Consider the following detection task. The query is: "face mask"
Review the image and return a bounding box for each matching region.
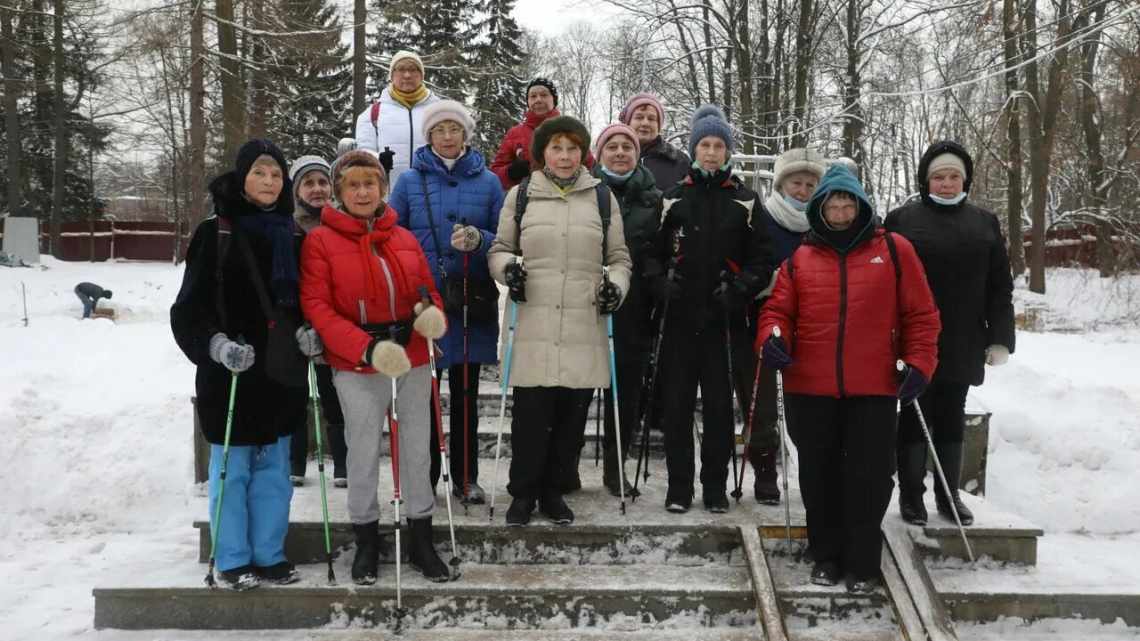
[783,193,809,211]
[601,165,634,183]
[930,191,966,206]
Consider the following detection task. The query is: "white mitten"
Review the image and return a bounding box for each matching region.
[985,344,1010,366]
[367,340,411,377]
[413,301,447,339]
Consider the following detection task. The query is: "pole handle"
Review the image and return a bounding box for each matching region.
[773,325,782,339]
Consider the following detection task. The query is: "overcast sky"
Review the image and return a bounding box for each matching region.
[513,0,626,34]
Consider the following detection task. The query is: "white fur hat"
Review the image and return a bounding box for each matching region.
[421,100,476,143]
[772,148,827,193]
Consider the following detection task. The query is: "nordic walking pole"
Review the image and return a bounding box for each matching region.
[489,279,521,522]
[461,238,472,512]
[732,360,763,502]
[724,311,741,503]
[420,288,460,571]
[633,256,677,499]
[603,272,627,516]
[594,390,602,467]
[205,371,239,588]
[898,360,974,562]
[387,377,408,623]
[773,326,792,546]
[307,359,336,584]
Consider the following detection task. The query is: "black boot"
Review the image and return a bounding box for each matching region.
[933,441,974,526]
[351,521,380,585]
[539,492,574,525]
[506,496,535,527]
[897,443,929,525]
[750,448,780,505]
[603,443,639,498]
[407,517,453,582]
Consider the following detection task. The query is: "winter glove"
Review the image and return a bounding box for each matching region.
[365,339,411,378]
[413,300,447,339]
[760,334,792,371]
[450,224,482,252]
[649,270,683,304]
[295,324,323,357]
[378,147,395,175]
[897,363,929,406]
[507,157,531,182]
[715,269,761,309]
[504,259,528,303]
[208,333,256,373]
[596,279,622,315]
[985,344,1010,366]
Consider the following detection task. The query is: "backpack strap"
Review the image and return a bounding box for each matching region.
[596,182,612,262]
[883,230,902,284]
[370,101,381,140]
[513,175,531,251]
[215,216,232,331]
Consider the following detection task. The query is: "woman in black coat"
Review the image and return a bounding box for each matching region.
[885,140,1016,527]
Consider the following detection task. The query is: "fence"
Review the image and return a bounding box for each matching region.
[0,219,190,262]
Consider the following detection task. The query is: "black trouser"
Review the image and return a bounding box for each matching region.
[658,321,740,501]
[429,363,482,489]
[290,363,348,476]
[508,386,593,501]
[898,381,969,446]
[785,394,897,580]
[602,336,650,482]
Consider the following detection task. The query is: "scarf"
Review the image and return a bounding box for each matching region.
[234,210,299,308]
[524,108,560,130]
[543,166,582,194]
[764,191,811,233]
[355,210,414,313]
[390,84,429,109]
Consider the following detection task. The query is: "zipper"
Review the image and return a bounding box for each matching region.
[378,256,398,319]
[836,251,848,397]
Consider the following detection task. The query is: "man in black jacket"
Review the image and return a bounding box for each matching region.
[75,282,112,318]
[885,140,1016,527]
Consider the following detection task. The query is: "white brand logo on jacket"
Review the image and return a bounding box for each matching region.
[870,256,885,264]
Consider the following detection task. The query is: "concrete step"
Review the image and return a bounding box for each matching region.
[93,562,759,630]
[94,631,764,641]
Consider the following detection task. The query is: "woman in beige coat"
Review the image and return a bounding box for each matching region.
[488,115,632,527]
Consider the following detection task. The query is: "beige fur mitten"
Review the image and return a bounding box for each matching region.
[367,340,411,377]
[413,302,447,339]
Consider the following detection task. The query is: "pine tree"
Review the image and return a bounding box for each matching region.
[367,0,471,102]
[468,0,526,154]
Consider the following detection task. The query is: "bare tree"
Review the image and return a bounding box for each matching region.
[2,2,21,216]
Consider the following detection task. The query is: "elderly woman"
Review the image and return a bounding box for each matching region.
[618,93,690,190]
[886,141,1015,528]
[756,164,941,593]
[171,139,308,590]
[389,100,505,504]
[588,123,662,497]
[300,150,452,585]
[488,115,632,527]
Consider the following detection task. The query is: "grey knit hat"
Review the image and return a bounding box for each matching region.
[289,155,331,186]
[688,105,734,158]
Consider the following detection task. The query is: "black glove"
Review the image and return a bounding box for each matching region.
[897,364,929,406]
[504,259,527,303]
[597,279,622,315]
[761,334,792,370]
[650,270,683,304]
[715,269,759,309]
[378,147,395,175]
[507,157,531,181]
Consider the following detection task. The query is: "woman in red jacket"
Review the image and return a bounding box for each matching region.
[755,164,940,594]
[299,150,453,585]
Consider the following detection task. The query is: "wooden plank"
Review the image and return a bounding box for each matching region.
[880,539,928,641]
[739,525,787,641]
[882,520,959,641]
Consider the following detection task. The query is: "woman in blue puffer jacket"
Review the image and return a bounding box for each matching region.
[390,100,505,504]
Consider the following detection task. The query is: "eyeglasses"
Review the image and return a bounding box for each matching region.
[432,126,464,138]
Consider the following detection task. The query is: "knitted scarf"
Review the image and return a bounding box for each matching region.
[764,191,811,233]
[390,84,429,109]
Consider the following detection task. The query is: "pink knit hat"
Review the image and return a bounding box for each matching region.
[594,123,641,158]
[619,93,666,128]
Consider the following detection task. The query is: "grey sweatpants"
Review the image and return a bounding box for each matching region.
[334,365,434,522]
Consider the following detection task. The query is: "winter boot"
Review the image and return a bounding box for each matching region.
[216,564,261,591]
[933,441,974,526]
[603,443,640,498]
[453,480,487,504]
[351,521,381,585]
[289,461,306,487]
[810,560,841,587]
[506,497,535,527]
[539,492,575,525]
[255,561,300,585]
[407,517,453,582]
[750,448,781,505]
[665,487,692,514]
[897,443,929,525]
[846,574,880,595]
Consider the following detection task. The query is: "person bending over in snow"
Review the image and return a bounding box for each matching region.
[75,282,112,319]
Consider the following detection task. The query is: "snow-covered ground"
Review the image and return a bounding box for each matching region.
[1,258,1139,640]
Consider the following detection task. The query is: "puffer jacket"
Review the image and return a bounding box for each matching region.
[390,145,504,368]
[300,204,443,372]
[353,86,441,186]
[756,165,940,398]
[487,170,633,389]
[885,140,1015,386]
[640,136,690,192]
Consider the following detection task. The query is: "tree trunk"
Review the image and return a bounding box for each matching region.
[1,5,21,217]
[735,0,756,154]
[246,0,267,138]
[1002,0,1026,277]
[216,0,244,165]
[50,0,65,257]
[702,0,716,105]
[1075,2,1112,276]
[792,0,813,147]
[668,0,702,106]
[353,0,366,118]
[188,0,206,237]
[840,0,864,174]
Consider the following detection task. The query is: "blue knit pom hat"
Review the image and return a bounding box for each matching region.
[688,104,734,158]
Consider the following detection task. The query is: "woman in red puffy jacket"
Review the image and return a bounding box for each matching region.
[755,164,940,594]
[299,150,454,586]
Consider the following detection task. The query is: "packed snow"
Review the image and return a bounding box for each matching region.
[1,258,1139,639]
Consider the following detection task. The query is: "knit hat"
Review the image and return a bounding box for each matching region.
[772,147,827,193]
[530,115,591,167]
[526,77,558,106]
[235,138,289,188]
[594,123,641,158]
[331,149,387,200]
[289,155,331,186]
[927,152,967,178]
[688,105,734,158]
[420,100,476,143]
[389,50,424,79]
[619,92,666,128]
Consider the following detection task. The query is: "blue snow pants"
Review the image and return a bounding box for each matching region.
[208,435,293,572]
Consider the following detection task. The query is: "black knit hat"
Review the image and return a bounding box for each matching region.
[530,115,591,167]
[235,138,290,188]
[526,77,558,106]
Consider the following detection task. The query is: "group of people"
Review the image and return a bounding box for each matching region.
[171,49,1015,597]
